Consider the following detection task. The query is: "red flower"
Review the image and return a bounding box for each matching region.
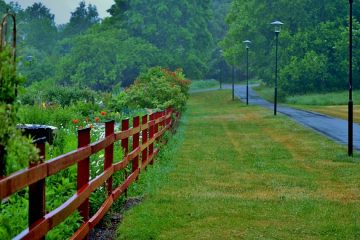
[95,117,100,122]
[72,119,79,125]
[100,111,107,116]
[89,124,93,129]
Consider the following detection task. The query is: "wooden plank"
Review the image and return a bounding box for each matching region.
[70,222,90,240]
[91,135,115,154]
[114,128,132,141]
[113,156,129,172]
[130,126,141,136]
[112,168,140,201]
[47,146,92,176]
[0,163,47,200]
[127,146,141,162]
[89,196,113,228]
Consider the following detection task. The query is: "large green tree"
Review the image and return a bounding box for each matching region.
[108,0,214,79]
[62,1,100,38]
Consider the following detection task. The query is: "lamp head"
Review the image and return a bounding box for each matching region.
[271,20,284,33]
[243,40,251,49]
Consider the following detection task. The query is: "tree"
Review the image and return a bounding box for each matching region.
[222,0,360,95]
[62,1,100,38]
[20,3,57,52]
[55,27,160,91]
[108,0,215,79]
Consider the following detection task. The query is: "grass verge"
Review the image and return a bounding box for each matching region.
[190,79,219,91]
[253,85,360,122]
[117,90,360,239]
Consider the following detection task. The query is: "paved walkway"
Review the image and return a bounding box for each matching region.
[225,84,360,150]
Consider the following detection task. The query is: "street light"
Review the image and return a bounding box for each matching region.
[348,0,354,156]
[243,40,251,105]
[220,50,224,89]
[232,50,236,101]
[271,20,284,116]
[26,55,33,67]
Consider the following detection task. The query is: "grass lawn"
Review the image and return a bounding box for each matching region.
[254,85,360,123]
[290,105,360,124]
[117,91,360,239]
[190,79,219,91]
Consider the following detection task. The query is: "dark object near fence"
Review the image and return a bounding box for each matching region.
[17,124,57,145]
[0,108,179,240]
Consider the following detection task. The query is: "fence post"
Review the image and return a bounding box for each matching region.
[105,121,114,195]
[121,119,129,197]
[155,112,159,140]
[28,137,46,240]
[141,115,148,168]
[132,116,140,175]
[77,127,91,237]
[149,113,155,165]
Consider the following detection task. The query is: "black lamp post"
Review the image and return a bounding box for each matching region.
[348,0,354,156]
[243,40,251,105]
[26,55,33,67]
[271,20,284,116]
[220,50,223,89]
[232,52,235,101]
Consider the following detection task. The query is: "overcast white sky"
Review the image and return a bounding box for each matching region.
[5,0,114,24]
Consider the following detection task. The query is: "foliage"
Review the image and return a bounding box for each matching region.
[0,47,38,175]
[61,1,100,38]
[108,0,214,79]
[222,0,360,95]
[115,67,191,111]
[55,27,160,90]
[19,82,97,107]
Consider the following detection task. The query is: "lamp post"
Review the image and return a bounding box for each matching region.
[26,55,33,67]
[232,52,235,101]
[271,21,284,116]
[348,0,354,156]
[243,40,251,105]
[220,50,223,89]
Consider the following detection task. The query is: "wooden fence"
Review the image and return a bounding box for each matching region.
[0,108,180,240]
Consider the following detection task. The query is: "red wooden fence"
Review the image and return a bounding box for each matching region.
[0,108,180,240]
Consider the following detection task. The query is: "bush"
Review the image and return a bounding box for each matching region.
[19,83,97,107]
[279,51,329,95]
[115,67,191,111]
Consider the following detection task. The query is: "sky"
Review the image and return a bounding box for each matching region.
[5,0,114,24]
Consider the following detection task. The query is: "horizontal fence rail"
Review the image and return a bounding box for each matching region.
[0,108,180,240]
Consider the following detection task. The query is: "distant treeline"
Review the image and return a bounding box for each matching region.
[0,0,232,91]
[222,0,360,95]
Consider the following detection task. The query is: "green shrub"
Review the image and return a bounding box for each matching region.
[116,67,191,111]
[19,84,97,107]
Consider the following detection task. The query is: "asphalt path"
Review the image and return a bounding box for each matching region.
[222,84,360,150]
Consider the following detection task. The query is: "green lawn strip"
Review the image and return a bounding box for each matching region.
[118,91,360,240]
[254,85,360,106]
[190,79,219,90]
[287,104,360,124]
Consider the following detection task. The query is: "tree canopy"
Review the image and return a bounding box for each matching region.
[222,0,360,95]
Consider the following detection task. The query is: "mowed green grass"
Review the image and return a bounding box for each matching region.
[190,79,219,90]
[117,90,360,239]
